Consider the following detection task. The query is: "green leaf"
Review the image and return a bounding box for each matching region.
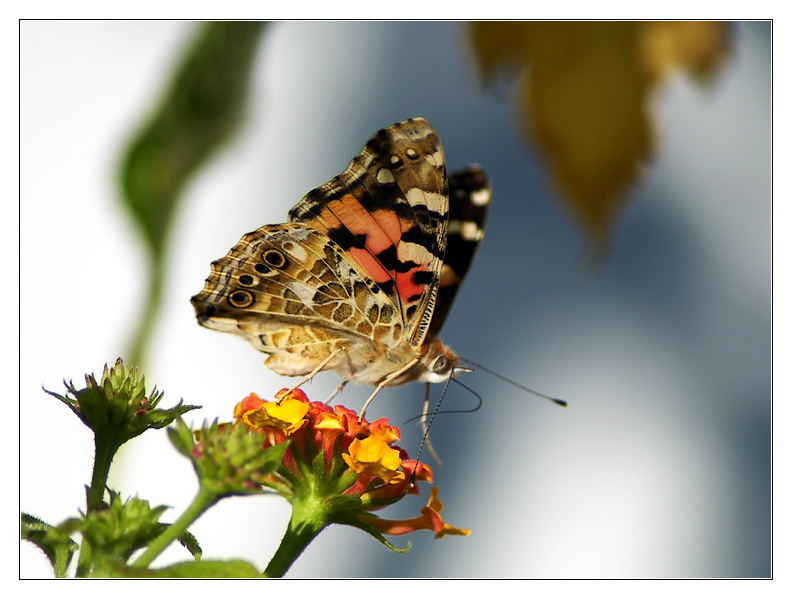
[21,513,79,578]
[311,451,328,491]
[326,468,360,497]
[325,493,363,513]
[105,558,263,578]
[127,399,200,439]
[119,21,267,366]
[167,416,197,457]
[177,530,202,560]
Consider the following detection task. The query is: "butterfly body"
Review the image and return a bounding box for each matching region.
[191,118,489,394]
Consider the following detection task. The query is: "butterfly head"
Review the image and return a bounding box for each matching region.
[414,337,473,384]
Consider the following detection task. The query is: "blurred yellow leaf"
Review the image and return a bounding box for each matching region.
[470,21,730,251]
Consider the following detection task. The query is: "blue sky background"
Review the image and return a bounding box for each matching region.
[20,21,771,578]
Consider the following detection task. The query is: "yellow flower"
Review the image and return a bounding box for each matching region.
[313,411,345,431]
[342,437,405,485]
[242,397,309,436]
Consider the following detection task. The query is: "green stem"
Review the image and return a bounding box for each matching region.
[263,495,330,578]
[133,485,219,569]
[76,433,120,576]
[86,433,118,511]
[127,256,163,368]
[75,543,93,578]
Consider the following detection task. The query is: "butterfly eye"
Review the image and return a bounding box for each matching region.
[432,355,451,376]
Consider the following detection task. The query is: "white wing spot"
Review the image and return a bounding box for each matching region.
[470,189,490,206]
[288,225,313,241]
[397,240,434,264]
[282,241,308,262]
[449,220,483,241]
[287,281,317,306]
[405,188,445,212]
[462,221,483,241]
[405,148,418,158]
[376,168,395,184]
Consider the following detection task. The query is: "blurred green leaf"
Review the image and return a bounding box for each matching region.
[119,21,267,365]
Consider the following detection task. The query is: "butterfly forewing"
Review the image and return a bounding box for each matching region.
[288,117,448,348]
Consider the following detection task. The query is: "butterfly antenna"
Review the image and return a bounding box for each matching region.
[449,377,485,412]
[459,356,568,407]
[403,379,483,425]
[411,376,453,484]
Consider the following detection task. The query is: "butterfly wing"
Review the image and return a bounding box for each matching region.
[288,117,449,349]
[427,165,491,337]
[191,119,485,387]
[190,223,402,377]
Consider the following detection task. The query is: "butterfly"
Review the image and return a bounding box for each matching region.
[191,118,490,414]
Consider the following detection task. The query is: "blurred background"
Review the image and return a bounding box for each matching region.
[20,21,770,578]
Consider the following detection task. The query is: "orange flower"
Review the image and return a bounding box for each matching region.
[355,488,470,539]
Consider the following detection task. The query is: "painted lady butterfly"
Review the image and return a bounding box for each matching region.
[191,118,490,412]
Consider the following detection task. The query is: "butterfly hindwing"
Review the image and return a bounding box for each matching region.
[191,222,404,376]
[427,165,491,337]
[288,117,448,349]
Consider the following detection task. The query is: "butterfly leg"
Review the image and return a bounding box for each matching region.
[420,382,443,466]
[358,356,421,421]
[285,346,345,396]
[324,380,348,404]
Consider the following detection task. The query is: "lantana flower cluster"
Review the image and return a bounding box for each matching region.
[233,389,469,551]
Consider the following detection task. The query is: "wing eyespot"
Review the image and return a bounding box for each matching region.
[263,249,287,268]
[228,290,255,308]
